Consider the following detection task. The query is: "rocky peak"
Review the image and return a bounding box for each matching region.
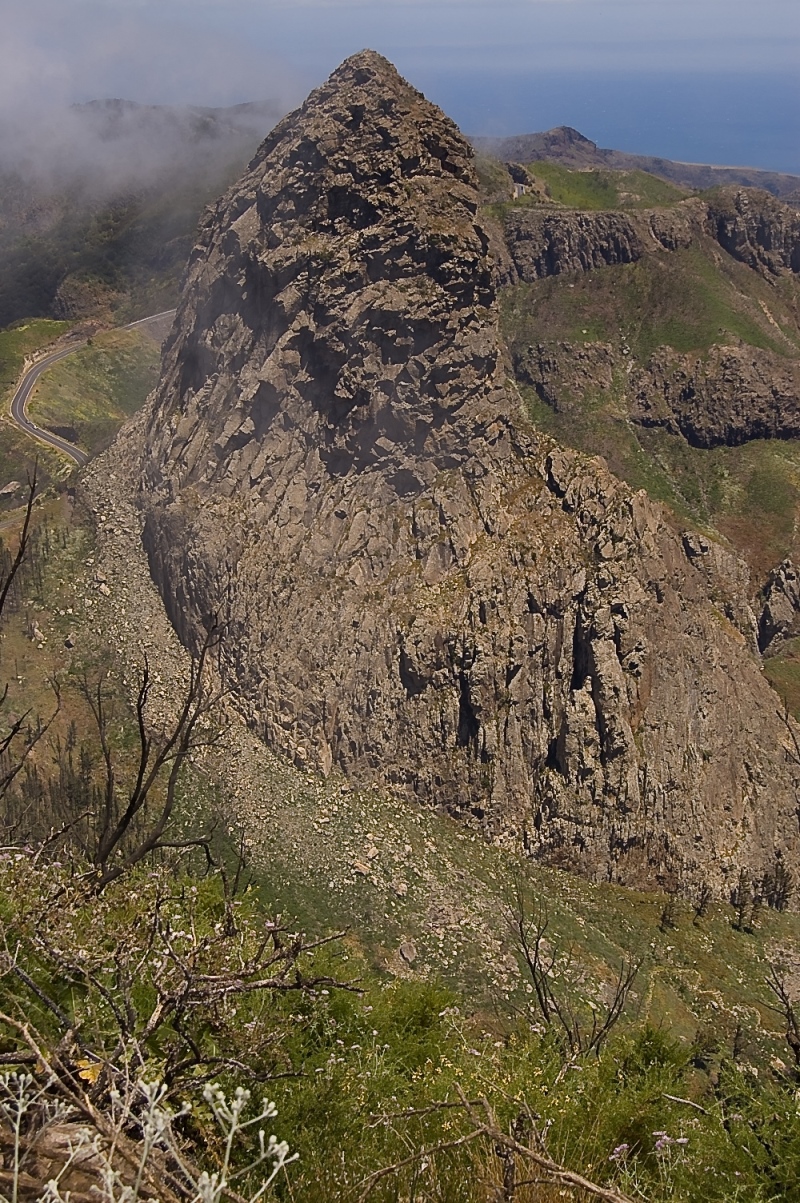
[704,186,800,276]
[154,48,505,499]
[136,53,800,901]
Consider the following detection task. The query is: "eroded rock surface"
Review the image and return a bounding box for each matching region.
[518,340,800,450]
[499,189,800,286]
[705,188,800,277]
[502,204,697,284]
[134,51,800,898]
[631,345,800,447]
[759,560,800,654]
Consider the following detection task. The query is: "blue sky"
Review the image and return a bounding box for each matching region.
[2,0,799,170]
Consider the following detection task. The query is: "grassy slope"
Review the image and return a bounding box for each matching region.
[0,319,162,520]
[4,498,797,1078]
[0,247,786,1059]
[1,315,799,1197]
[0,319,76,501]
[0,319,72,401]
[26,326,162,456]
[502,193,798,601]
[497,177,800,710]
[502,242,800,362]
[1,502,798,1203]
[527,162,689,210]
[502,242,800,578]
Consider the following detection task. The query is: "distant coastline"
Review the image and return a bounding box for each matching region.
[420,68,800,177]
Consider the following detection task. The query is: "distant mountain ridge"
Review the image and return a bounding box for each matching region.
[69,98,281,156]
[473,126,800,202]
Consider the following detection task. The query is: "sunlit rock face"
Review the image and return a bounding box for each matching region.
[136,50,800,899]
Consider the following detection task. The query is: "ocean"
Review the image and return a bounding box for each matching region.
[414,69,800,176]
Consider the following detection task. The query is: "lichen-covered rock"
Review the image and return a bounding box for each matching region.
[135,51,800,899]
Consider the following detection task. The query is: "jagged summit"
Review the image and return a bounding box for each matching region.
[152,45,505,494]
[252,48,476,191]
[134,53,800,899]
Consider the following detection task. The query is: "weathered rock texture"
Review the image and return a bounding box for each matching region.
[512,341,619,412]
[759,560,800,654]
[501,205,697,285]
[135,51,800,898]
[704,188,800,276]
[630,345,800,448]
[499,189,800,286]
[516,340,800,450]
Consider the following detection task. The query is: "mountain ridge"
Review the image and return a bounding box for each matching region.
[474,125,800,202]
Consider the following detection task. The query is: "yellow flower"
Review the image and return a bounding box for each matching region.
[76,1058,102,1083]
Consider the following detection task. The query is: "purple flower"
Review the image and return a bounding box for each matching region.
[609,1143,630,1162]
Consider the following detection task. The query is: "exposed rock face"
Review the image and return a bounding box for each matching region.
[630,345,800,447]
[136,51,800,899]
[512,341,619,412]
[704,189,800,276]
[759,560,800,654]
[498,190,800,286]
[512,339,800,452]
[502,205,697,284]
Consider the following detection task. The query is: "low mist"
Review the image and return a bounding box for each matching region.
[0,97,286,208]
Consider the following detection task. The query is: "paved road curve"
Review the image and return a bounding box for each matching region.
[8,309,176,467]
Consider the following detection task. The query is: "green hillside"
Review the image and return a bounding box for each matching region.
[493,165,800,728]
[26,325,162,456]
[2,495,800,1201]
[528,163,689,211]
[2,147,800,1203]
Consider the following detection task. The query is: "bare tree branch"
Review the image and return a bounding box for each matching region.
[506,880,639,1058]
[766,963,800,1069]
[361,1084,637,1203]
[0,465,37,620]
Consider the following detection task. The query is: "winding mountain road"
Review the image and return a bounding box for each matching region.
[8,309,176,467]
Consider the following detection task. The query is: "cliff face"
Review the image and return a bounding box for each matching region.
[499,191,800,287]
[704,188,800,276]
[136,51,800,898]
[501,205,697,285]
[516,341,800,450]
[631,345,800,448]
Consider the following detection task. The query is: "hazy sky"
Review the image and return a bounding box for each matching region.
[2,0,798,170]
